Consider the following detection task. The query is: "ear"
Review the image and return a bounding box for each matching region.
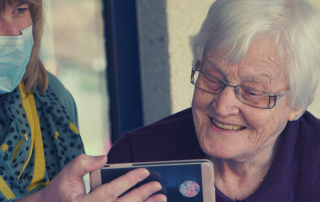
[288,107,306,121]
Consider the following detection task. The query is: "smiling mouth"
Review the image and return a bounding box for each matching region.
[211,118,246,131]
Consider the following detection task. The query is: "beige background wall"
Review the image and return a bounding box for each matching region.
[167,0,215,114]
[137,0,214,125]
[306,0,320,118]
[137,0,320,125]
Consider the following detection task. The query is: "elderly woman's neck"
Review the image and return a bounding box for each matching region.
[213,131,282,175]
[210,133,283,200]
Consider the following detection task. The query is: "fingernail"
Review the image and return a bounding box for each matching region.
[158,199,167,202]
[93,155,106,163]
[138,170,150,181]
[152,184,162,194]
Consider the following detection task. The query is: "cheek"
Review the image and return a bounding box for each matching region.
[191,89,213,110]
[27,12,32,27]
[192,89,213,134]
[19,11,32,30]
[244,108,287,143]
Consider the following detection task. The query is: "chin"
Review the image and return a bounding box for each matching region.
[198,132,249,161]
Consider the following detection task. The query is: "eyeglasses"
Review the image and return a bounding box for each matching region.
[190,62,288,109]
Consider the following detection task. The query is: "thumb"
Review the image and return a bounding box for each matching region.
[64,154,107,178]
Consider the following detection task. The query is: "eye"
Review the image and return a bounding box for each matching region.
[204,75,220,85]
[248,91,259,96]
[16,8,27,13]
[243,88,264,97]
[208,78,218,83]
[13,3,30,15]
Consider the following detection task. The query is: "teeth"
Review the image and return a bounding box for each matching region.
[211,119,245,131]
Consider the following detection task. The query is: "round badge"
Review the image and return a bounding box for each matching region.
[179,181,201,197]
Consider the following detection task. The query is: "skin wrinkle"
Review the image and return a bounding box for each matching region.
[191,38,304,200]
[215,127,283,195]
[204,55,274,93]
[245,116,280,161]
[231,114,279,164]
[211,38,289,93]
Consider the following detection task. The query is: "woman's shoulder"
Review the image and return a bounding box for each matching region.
[46,71,79,128]
[107,108,203,163]
[127,108,194,136]
[293,111,320,165]
[294,111,320,155]
[291,111,320,200]
[46,71,70,98]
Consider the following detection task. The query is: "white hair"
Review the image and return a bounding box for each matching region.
[190,0,320,111]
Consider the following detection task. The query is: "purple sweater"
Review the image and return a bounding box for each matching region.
[107,108,320,202]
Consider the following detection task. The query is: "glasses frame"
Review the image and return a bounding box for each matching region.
[190,62,288,109]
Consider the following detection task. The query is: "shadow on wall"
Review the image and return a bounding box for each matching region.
[137,0,172,125]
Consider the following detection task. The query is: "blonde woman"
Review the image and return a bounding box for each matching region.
[0,0,166,202]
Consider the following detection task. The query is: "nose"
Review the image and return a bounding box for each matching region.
[0,17,21,36]
[213,85,240,117]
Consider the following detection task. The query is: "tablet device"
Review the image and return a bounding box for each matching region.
[90,159,215,202]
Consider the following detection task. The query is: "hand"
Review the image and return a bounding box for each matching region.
[37,154,167,202]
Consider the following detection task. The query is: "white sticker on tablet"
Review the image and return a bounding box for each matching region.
[179,181,200,197]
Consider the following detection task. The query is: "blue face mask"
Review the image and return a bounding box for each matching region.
[0,24,34,94]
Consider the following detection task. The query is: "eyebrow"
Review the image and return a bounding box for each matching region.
[14,2,28,8]
[206,58,273,85]
[204,59,225,76]
[241,74,272,84]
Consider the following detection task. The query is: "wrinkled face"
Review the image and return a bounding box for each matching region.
[0,2,32,36]
[192,39,302,161]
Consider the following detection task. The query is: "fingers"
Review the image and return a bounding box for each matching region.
[85,168,154,202]
[143,194,167,202]
[64,154,107,178]
[116,181,167,202]
[98,168,150,201]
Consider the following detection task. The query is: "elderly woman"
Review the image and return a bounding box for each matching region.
[0,0,166,202]
[107,0,320,201]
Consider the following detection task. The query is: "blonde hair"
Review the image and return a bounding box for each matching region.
[1,0,48,94]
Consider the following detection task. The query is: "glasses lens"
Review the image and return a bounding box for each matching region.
[237,86,271,108]
[191,70,276,109]
[194,71,225,94]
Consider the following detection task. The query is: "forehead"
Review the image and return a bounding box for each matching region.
[204,39,289,85]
